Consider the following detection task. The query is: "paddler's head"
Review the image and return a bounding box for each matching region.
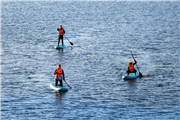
[128,62,133,66]
[60,25,62,29]
[57,64,61,69]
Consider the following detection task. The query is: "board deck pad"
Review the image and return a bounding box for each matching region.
[50,83,68,92]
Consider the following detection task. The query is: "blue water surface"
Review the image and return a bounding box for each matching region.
[1,1,180,119]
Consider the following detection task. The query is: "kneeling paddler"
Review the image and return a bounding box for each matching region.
[54,64,65,86]
[126,60,137,75]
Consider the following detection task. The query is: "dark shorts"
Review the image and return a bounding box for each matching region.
[59,35,63,39]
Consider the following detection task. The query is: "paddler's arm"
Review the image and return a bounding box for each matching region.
[54,70,57,75]
[63,29,65,34]
[133,60,137,66]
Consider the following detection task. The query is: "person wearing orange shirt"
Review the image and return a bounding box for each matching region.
[57,25,65,46]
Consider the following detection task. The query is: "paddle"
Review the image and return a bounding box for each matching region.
[64,35,74,46]
[130,51,143,77]
[63,79,72,89]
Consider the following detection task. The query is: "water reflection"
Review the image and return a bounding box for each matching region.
[128,79,135,84]
[127,79,138,93]
[54,92,65,106]
[54,92,66,116]
[57,49,64,53]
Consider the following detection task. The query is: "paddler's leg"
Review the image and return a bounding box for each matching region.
[133,69,137,75]
[60,35,64,46]
[58,35,60,46]
[59,80,63,86]
[55,78,58,86]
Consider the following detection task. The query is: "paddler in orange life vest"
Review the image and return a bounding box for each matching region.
[57,25,65,46]
[126,60,137,75]
[54,64,65,86]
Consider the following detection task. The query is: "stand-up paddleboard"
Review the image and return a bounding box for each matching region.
[122,72,139,80]
[54,44,66,49]
[50,83,68,92]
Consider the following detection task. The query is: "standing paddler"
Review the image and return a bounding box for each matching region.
[57,25,65,46]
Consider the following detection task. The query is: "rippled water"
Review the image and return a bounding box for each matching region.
[1,1,180,119]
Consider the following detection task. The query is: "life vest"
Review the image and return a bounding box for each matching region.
[59,29,64,35]
[56,68,63,77]
[128,66,134,72]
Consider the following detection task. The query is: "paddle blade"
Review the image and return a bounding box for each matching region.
[70,42,74,45]
[139,72,143,77]
[67,85,72,89]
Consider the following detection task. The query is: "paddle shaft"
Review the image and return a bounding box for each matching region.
[63,79,72,89]
[64,35,70,42]
[130,51,142,76]
[64,35,73,45]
